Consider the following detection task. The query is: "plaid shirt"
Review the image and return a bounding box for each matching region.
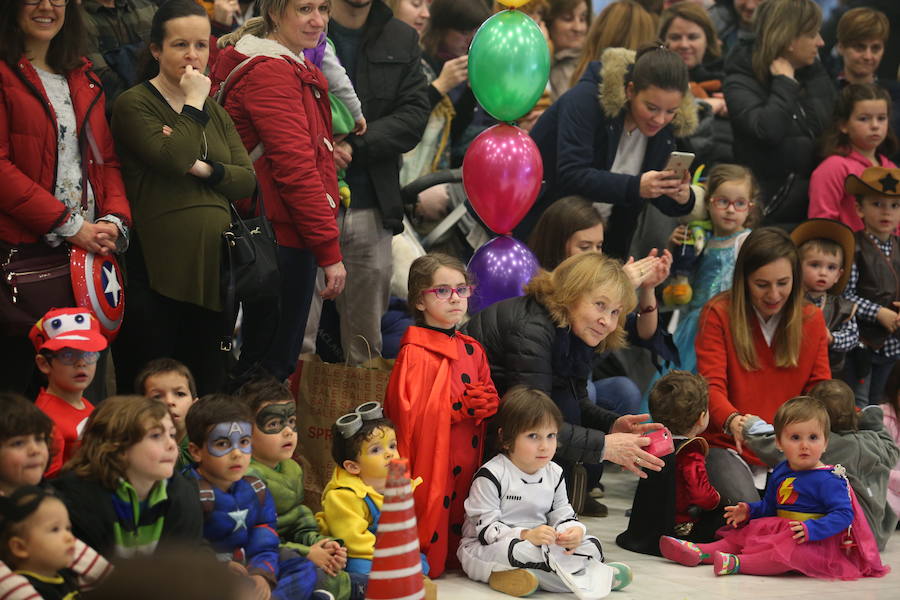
[842,232,900,358]
[82,0,156,107]
[806,293,859,353]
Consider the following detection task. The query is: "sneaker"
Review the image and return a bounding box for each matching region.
[712,551,740,576]
[607,562,632,591]
[311,592,335,600]
[659,536,703,567]
[579,496,608,518]
[589,484,605,498]
[488,569,539,597]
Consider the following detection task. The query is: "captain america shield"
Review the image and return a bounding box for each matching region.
[70,247,125,340]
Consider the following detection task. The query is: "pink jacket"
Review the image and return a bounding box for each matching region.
[808,150,897,231]
[883,402,900,519]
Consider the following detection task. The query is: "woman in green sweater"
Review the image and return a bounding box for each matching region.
[111,0,255,394]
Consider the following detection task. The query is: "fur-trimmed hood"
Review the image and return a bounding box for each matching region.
[596,47,698,138]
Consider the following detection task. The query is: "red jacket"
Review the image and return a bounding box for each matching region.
[210,36,341,266]
[696,295,832,465]
[0,57,130,244]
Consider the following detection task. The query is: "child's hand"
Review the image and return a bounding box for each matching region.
[788,520,807,544]
[308,539,340,576]
[521,525,556,547]
[249,575,272,600]
[555,526,584,554]
[670,224,689,246]
[161,125,172,136]
[876,306,899,333]
[724,502,749,528]
[227,561,248,576]
[353,117,367,136]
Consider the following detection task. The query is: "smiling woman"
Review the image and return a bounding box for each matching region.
[695,227,831,505]
[465,252,668,486]
[0,0,131,394]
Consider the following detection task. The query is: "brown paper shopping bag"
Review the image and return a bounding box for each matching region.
[289,353,394,512]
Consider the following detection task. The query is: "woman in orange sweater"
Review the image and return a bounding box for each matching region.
[695,227,831,504]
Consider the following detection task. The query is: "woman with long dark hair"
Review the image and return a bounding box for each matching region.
[111,0,255,394]
[0,0,130,393]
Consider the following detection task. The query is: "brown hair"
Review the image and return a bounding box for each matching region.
[0,0,86,73]
[773,395,831,442]
[238,377,293,415]
[751,0,822,84]
[570,0,658,86]
[407,253,471,324]
[330,418,396,466]
[725,227,805,371]
[135,358,198,398]
[185,394,253,448]
[819,83,898,159]
[421,0,491,58]
[648,370,709,436]
[65,396,170,490]
[545,0,593,38]
[837,7,889,47]
[496,386,563,454]
[882,361,900,411]
[705,163,762,228]
[809,379,857,432]
[82,547,244,600]
[797,238,844,263]
[528,196,604,270]
[525,252,636,352]
[658,1,722,61]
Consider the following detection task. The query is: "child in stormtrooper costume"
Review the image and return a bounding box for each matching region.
[457,388,631,598]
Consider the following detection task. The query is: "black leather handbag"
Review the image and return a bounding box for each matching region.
[220,189,280,350]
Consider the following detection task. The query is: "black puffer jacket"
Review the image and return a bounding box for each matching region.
[724,37,835,225]
[463,295,619,464]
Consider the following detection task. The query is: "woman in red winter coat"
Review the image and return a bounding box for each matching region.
[0,0,130,392]
[211,0,346,383]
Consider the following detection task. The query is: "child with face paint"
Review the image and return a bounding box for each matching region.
[185,394,332,600]
[51,396,203,560]
[241,379,358,600]
[315,403,436,600]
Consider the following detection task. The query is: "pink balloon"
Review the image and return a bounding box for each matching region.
[462,124,543,235]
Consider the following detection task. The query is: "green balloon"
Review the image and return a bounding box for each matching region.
[468,10,551,123]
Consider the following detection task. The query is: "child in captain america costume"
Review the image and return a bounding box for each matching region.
[185,394,322,600]
[660,396,889,580]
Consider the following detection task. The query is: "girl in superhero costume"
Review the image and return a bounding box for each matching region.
[384,253,500,577]
[659,395,890,580]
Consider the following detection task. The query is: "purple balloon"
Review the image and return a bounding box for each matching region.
[467,236,540,314]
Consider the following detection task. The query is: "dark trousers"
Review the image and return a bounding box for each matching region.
[236,245,317,382]
[114,281,227,396]
[843,347,895,407]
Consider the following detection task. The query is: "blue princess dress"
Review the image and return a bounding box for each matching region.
[672,229,751,374]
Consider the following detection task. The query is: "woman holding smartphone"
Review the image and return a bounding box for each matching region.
[523,44,698,259]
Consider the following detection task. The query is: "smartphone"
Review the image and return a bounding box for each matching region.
[662,151,695,181]
[643,427,675,458]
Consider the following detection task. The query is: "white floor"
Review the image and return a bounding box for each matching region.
[433,469,900,600]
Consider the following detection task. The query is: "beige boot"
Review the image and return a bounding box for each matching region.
[488,569,539,597]
[423,576,437,600]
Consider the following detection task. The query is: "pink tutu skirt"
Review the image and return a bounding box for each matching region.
[715,517,889,581]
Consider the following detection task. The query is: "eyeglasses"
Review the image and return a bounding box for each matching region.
[49,349,100,366]
[710,197,754,212]
[23,0,69,6]
[423,285,476,300]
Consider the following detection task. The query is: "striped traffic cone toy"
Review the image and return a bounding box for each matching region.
[366,458,430,600]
